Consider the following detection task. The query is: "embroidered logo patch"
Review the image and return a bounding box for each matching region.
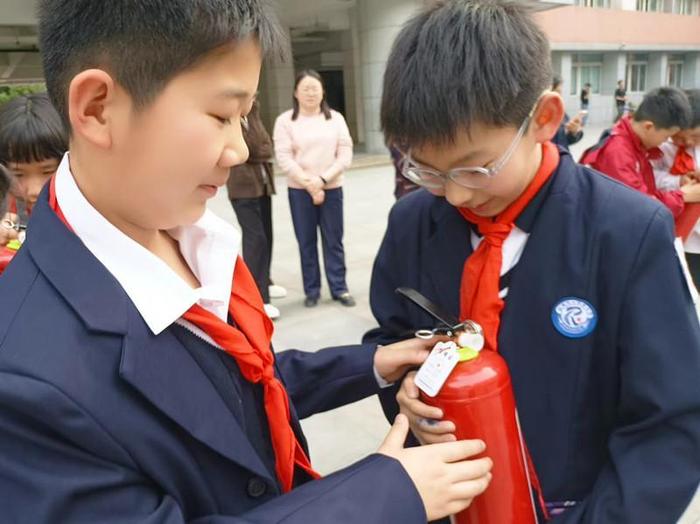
[551,298,597,338]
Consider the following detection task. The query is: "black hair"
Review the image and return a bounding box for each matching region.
[685,89,700,129]
[38,0,288,129]
[292,70,332,121]
[0,164,11,217]
[0,92,67,166]
[634,87,691,129]
[381,0,551,148]
[552,75,563,91]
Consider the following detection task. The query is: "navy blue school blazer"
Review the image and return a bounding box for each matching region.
[0,190,425,523]
[364,150,700,523]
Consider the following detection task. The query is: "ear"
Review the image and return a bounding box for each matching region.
[67,69,117,149]
[641,121,656,133]
[530,91,565,143]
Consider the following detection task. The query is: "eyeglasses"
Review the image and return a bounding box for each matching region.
[401,108,536,190]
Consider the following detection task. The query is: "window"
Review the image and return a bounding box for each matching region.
[575,0,611,7]
[671,0,698,15]
[570,54,603,95]
[636,0,664,11]
[668,55,684,87]
[626,55,648,93]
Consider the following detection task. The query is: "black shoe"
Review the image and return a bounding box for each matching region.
[333,292,356,307]
[304,296,319,308]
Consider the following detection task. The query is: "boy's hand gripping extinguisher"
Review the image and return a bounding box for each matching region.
[397,288,544,524]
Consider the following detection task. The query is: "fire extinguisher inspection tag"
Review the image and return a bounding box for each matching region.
[414,341,460,397]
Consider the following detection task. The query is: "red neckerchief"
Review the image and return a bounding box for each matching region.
[670,145,696,175]
[458,142,560,352]
[48,177,319,492]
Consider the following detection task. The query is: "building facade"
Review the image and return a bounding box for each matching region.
[542,0,700,124]
[1,0,699,152]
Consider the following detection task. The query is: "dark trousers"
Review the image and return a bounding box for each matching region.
[615,105,625,122]
[288,187,348,299]
[231,196,272,303]
[686,252,700,289]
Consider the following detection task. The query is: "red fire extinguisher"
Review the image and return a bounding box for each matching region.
[396,288,542,524]
[421,330,538,524]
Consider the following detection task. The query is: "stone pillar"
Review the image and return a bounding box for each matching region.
[559,52,576,114]
[357,0,422,153]
[647,52,668,90]
[602,52,627,123]
[682,52,700,89]
[258,29,296,135]
[341,7,365,146]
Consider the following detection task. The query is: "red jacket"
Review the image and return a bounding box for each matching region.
[581,117,684,218]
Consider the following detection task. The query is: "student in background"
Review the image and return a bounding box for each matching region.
[0,92,67,226]
[653,89,700,284]
[551,75,583,152]
[582,87,700,219]
[0,165,17,246]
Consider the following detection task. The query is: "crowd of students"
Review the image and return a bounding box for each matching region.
[0,1,699,523]
[581,86,700,285]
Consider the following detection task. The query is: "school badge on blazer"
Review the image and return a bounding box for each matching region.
[551,297,597,338]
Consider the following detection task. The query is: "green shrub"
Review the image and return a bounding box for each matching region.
[0,84,47,106]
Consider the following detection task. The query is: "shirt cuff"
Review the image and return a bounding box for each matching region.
[373,365,393,389]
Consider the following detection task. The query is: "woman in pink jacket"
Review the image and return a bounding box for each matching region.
[274,70,355,308]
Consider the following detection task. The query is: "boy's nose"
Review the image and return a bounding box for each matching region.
[444,180,476,209]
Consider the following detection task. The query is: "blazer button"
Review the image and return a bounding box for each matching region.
[247,477,267,498]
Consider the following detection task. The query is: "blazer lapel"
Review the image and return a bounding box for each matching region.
[28,188,274,484]
[423,198,473,319]
[119,308,274,484]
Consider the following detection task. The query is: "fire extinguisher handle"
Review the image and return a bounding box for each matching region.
[395,287,460,329]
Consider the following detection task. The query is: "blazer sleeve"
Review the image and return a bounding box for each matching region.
[274,343,381,420]
[363,205,420,348]
[554,209,700,523]
[0,371,426,524]
[362,206,424,424]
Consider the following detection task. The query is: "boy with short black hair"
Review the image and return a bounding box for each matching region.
[583,86,700,218]
[0,1,493,522]
[653,89,700,283]
[366,1,700,521]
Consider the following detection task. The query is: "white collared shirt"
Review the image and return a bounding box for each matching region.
[652,141,700,253]
[54,154,240,346]
[471,227,529,299]
[55,154,390,387]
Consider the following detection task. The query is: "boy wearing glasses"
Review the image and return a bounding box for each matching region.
[365,1,700,522]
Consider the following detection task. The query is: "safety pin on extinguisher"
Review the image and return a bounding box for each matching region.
[395,287,483,345]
